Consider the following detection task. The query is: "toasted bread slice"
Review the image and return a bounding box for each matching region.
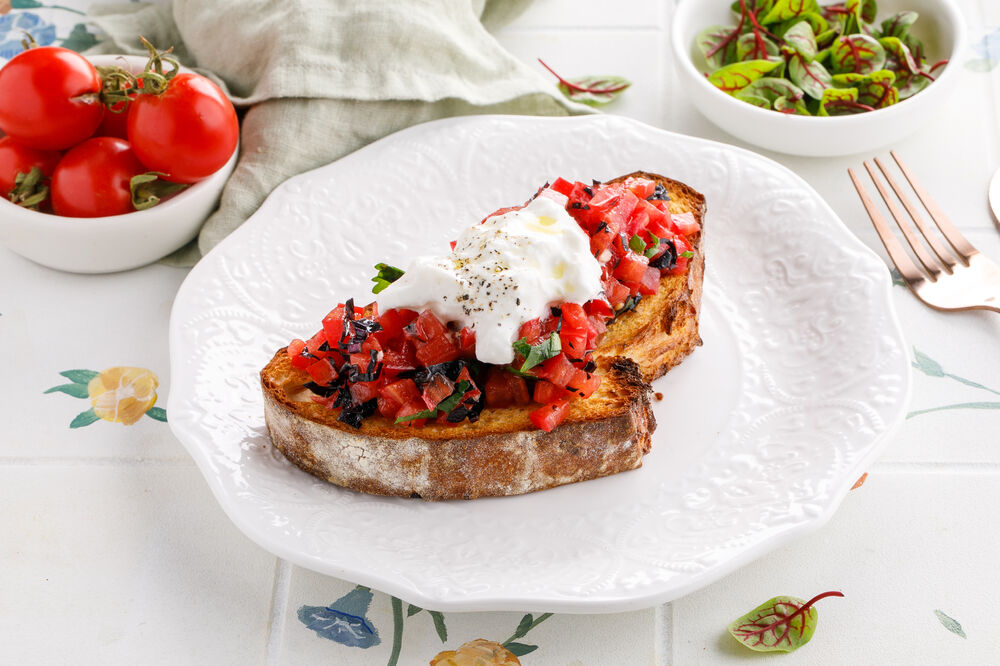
[260,171,705,500]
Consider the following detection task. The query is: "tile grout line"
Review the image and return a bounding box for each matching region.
[655,602,674,666]
[0,456,195,466]
[869,461,1000,474]
[496,25,665,34]
[264,558,293,666]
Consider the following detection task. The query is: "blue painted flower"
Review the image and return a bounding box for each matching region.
[0,11,57,61]
[967,28,1000,72]
[298,586,381,648]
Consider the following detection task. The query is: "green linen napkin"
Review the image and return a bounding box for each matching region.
[86,0,593,266]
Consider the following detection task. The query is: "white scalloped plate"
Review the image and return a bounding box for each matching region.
[168,115,910,613]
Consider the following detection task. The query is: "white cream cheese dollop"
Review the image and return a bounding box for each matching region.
[377,193,603,364]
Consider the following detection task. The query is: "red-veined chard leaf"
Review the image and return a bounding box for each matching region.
[730,0,775,16]
[879,36,919,74]
[903,33,926,64]
[818,86,867,115]
[728,591,844,652]
[783,20,818,60]
[557,75,631,106]
[707,59,781,94]
[846,0,878,25]
[735,93,772,109]
[788,53,832,99]
[776,11,828,38]
[774,94,810,115]
[737,32,782,62]
[879,11,918,39]
[830,34,886,74]
[895,70,931,99]
[760,0,821,26]
[816,28,838,49]
[698,25,741,69]
[742,76,805,103]
[855,69,898,108]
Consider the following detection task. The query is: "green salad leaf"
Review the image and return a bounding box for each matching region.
[371,263,405,294]
[697,0,944,115]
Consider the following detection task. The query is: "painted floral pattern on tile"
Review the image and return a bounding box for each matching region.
[909,349,1000,418]
[0,1,98,63]
[45,367,167,427]
[967,28,1000,72]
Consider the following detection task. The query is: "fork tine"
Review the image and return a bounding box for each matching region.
[873,157,957,274]
[863,160,946,278]
[848,167,929,288]
[891,150,979,263]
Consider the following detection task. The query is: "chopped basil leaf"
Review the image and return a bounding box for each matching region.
[643,235,661,258]
[679,250,694,258]
[628,234,646,254]
[395,380,470,423]
[371,262,405,294]
[512,332,561,372]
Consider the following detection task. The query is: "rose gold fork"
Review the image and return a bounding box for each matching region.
[848,151,1000,314]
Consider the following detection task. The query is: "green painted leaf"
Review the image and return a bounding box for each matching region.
[760,0,820,26]
[11,0,44,8]
[831,34,887,74]
[60,369,99,384]
[146,407,168,422]
[912,350,946,377]
[880,11,918,39]
[406,604,422,617]
[697,25,740,69]
[783,21,818,60]
[934,610,967,639]
[788,54,832,99]
[505,643,539,657]
[729,592,842,652]
[44,383,90,399]
[429,611,448,643]
[513,613,534,640]
[708,60,781,94]
[558,75,631,106]
[60,24,98,53]
[908,402,1000,418]
[736,32,781,62]
[70,409,100,429]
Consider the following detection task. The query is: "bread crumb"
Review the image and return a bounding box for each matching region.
[654,392,663,401]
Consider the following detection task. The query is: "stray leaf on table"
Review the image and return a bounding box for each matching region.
[728,591,844,652]
[538,59,630,107]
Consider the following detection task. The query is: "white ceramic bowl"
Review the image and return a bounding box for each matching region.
[0,55,237,273]
[671,0,965,156]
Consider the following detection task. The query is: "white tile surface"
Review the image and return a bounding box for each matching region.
[0,464,276,664]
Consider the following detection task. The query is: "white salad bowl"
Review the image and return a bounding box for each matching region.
[0,55,237,273]
[671,0,965,156]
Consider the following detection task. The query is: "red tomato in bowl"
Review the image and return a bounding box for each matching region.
[0,136,60,195]
[127,73,238,184]
[0,47,104,151]
[51,138,147,218]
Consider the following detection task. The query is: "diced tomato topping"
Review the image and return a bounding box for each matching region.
[518,318,544,345]
[396,400,429,427]
[626,205,650,237]
[350,380,380,404]
[604,277,630,309]
[613,251,649,284]
[422,374,455,410]
[306,330,330,358]
[566,368,601,399]
[286,339,306,359]
[584,298,614,319]
[416,334,461,366]
[375,308,417,345]
[483,368,530,408]
[533,379,567,404]
[537,353,576,387]
[455,367,482,402]
[459,327,476,355]
[560,330,587,360]
[530,399,569,432]
[414,310,447,341]
[376,394,400,419]
[382,342,417,375]
[305,358,337,385]
[590,226,614,256]
[624,177,656,199]
[559,303,587,332]
[671,211,700,237]
[589,182,623,208]
[638,266,661,296]
[381,378,421,407]
[549,177,574,196]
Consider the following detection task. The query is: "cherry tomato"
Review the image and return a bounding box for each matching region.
[0,47,104,151]
[128,73,238,183]
[51,138,146,218]
[0,136,60,195]
[95,79,141,140]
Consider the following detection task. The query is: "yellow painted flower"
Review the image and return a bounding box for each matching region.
[430,639,521,666]
[87,366,159,425]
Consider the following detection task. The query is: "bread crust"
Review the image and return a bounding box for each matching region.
[260,171,705,500]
